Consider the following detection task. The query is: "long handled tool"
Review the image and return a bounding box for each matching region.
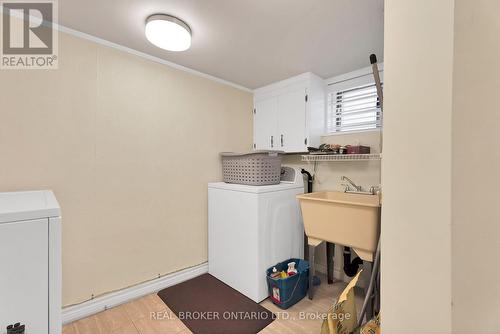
[358,238,381,326]
[358,54,383,327]
[370,54,383,153]
[370,54,383,110]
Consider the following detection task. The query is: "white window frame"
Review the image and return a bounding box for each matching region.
[325,64,384,135]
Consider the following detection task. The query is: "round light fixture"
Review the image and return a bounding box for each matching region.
[145,14,191,52]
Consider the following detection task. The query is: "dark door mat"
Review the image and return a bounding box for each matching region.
[157,273,275,334]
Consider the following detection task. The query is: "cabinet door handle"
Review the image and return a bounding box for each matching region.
[280,134,284,147]
[270,136,274,148]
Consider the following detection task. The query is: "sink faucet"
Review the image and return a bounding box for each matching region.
[341,176,362,192]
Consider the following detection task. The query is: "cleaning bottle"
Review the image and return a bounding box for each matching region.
[287,262,298,276]
[271,267,281,279]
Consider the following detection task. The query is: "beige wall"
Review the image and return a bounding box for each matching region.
[452,1,500,332]
[382,0,454,333]
[0,32,253,306]
[383,1,500,332]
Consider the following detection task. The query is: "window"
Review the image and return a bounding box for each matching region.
[327,83,382,133]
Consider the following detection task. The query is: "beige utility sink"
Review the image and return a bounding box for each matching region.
[297,191,381,262]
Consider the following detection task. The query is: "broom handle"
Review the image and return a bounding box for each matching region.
[370,54,383,111]
[358,238,381,327]
[370,54,383,155]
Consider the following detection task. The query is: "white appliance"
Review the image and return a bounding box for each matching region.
[208,167,304,302]
[0,191,61,334]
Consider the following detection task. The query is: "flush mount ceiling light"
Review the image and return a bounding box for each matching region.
[145,14,192,52]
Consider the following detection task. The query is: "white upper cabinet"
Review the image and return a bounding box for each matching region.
[253,73,325,153]
[277,88,307,152]
[254,97,278,150]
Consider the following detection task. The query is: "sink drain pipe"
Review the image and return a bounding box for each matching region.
[300,169,313,193]
[301,169,321,286]
[301,169,313,262]
[343,247,363,277]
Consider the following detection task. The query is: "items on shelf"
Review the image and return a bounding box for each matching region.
[308,144,371,155]
[347,145,371,154]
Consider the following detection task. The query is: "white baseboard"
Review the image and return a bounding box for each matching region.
[62,262,208,324]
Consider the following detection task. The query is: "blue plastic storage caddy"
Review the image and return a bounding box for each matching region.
[266,258,309,309]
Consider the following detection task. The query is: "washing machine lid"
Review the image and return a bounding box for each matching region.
[208,182,304,194]
[0,190,61,223]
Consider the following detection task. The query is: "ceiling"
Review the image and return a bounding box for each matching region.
[59,0,384,89]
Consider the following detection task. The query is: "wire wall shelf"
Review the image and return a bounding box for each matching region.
[301,153,382,162]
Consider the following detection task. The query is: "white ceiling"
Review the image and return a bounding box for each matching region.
[59,0,384,89]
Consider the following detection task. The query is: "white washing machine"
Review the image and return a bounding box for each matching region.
[208,167,304,302]
[0,190,61,334]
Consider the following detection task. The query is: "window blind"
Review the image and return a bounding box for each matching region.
[327,83,382,133]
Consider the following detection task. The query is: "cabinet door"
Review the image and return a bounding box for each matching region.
[277,88,307,152]
[254,97,278,150]
[0,219,49,334]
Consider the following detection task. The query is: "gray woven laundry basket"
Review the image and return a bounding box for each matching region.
[220,151,284,185]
